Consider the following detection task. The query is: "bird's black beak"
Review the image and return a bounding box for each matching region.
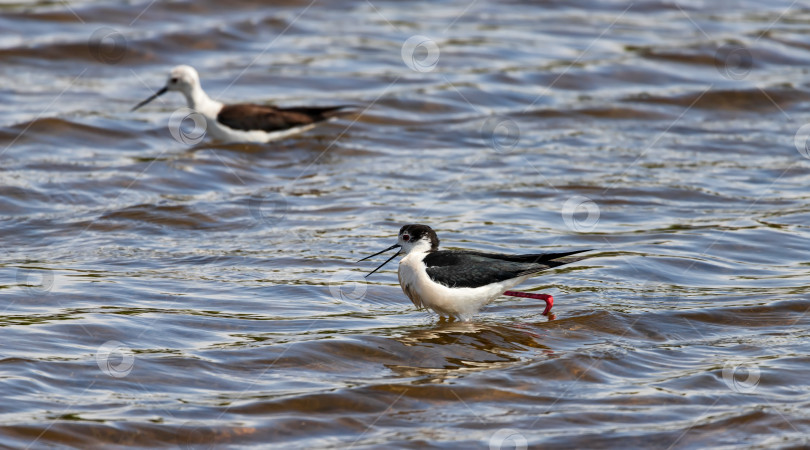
[131,86,168,112]
[358,243,401,278]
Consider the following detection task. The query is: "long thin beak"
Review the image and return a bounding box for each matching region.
[358,243,401,278]
[131,86,168,112]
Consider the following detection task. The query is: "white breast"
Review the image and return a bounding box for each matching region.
[397,252,529,321]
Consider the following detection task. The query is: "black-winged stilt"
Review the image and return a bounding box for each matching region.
[360,224,591,321]
[132,65,351,143]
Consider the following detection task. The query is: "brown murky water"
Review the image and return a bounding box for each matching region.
[1,0,810,448]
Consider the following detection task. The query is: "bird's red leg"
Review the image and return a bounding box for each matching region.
[503,291,554,315]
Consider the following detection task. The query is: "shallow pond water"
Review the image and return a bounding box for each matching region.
[1,0,809,447]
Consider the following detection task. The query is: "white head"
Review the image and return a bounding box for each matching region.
[131,65,204,111]
[164,65,201,95]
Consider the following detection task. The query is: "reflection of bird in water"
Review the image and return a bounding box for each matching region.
[360,224,591,321]
[385,320,555,380]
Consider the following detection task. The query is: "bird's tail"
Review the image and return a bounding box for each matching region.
[542,249,592,269]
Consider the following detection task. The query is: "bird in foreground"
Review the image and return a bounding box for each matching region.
[359,224,591,321]
[131,65,351,143]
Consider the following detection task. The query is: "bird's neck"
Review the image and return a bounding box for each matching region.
[184,86,223,117]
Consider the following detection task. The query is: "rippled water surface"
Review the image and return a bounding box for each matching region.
[2,0,810,447]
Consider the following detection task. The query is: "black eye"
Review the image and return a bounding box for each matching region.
[170,77,178,83]
[402,234,410,241]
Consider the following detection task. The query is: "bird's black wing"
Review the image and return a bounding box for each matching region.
[217,104,350,132]
[423,249,591,289]
[277,105,352,120]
